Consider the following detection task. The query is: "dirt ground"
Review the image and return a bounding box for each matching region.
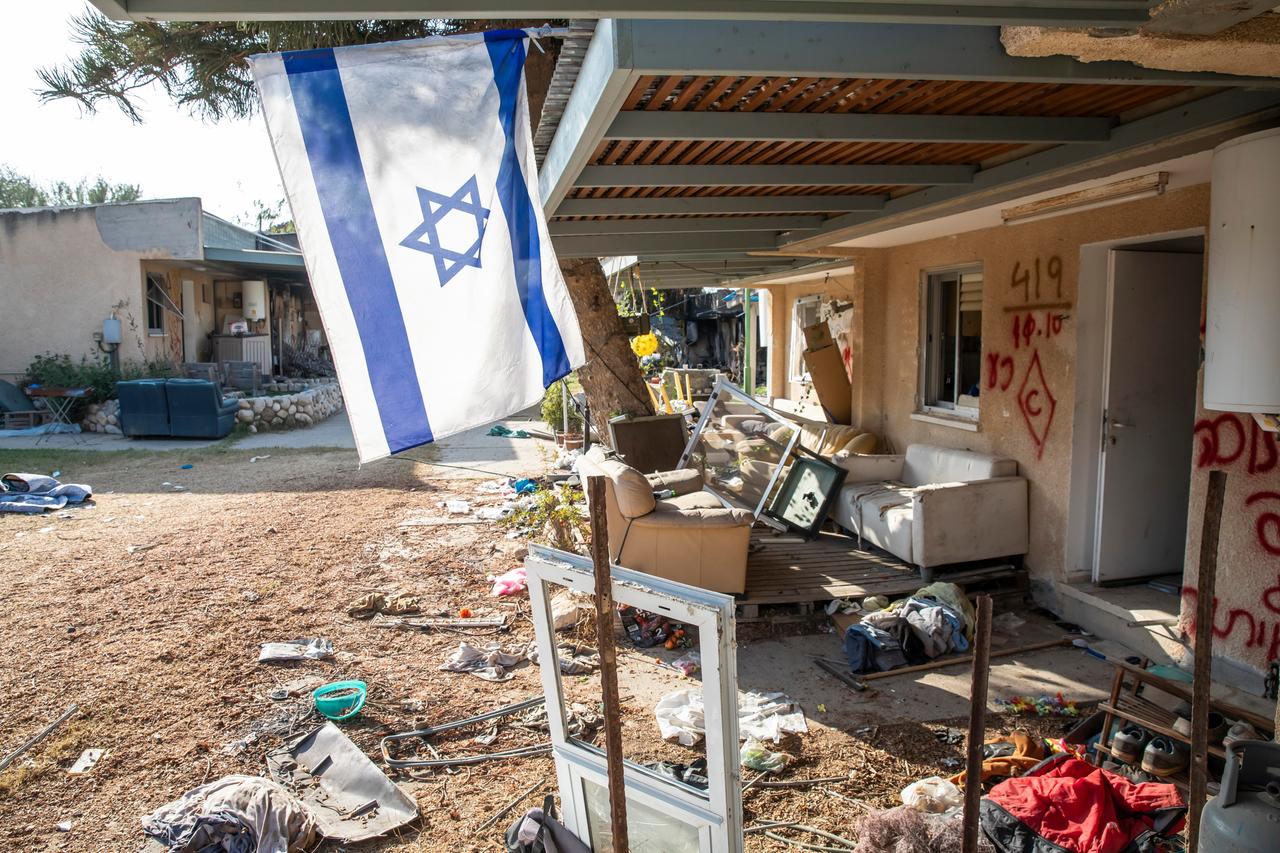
[0,446,1091,851]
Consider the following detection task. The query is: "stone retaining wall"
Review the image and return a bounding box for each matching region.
[236,381,343,433]
[81,379,344,434]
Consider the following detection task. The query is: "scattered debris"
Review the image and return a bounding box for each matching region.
[647,758,709,790]
[141,774,317,852]
[249,455,270,463]
[518,702,602,739]
[372,614,507,633]
[528,641,599,675]
[740,737,790,773]
[270,676,325,702]
[477,777,547,832]
[126,543,158,554]
[221,699,315,755]
[398,515,485,527]
[442,499,472,515]
[381,696,551,769]
[267,723,418,843]
[68,748,106,775]
[312,680,367,721]
[900,776,963,814]
[0,704,78,773]
[258,638,334,663]
[549,589,588,631]
[55,820,72,832]
[438,641,526,681]
[655,689,808,747]
[850,806,981,853]
[490,566,527,596]
[996,693,1081,717]
[346,592,420,619]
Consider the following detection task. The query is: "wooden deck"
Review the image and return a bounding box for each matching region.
[742,530,1021,606]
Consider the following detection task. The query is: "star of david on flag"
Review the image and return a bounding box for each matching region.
[250,31,585,463]
[400,176,490,286]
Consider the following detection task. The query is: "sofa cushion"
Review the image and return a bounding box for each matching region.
[855,484,916,562]
[901,444,1016,487]
[596,456,656,519]
[658,491,723,512]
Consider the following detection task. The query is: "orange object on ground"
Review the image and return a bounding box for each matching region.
[459,608,473,618]
[949,730,1047,787]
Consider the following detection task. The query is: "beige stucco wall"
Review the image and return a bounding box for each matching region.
[0,208,149,378]
[861,185,1211,581]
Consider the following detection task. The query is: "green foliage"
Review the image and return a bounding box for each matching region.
[37,12,493,122]
[25,353,175,420]
[503,485,588,551]
[0,164,141,209]
[540,381,583,433]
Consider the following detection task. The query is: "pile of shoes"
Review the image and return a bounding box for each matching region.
[1105,706,1260,782]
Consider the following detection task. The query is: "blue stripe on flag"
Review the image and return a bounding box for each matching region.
[283,49,434,452]
[484,32,572,388]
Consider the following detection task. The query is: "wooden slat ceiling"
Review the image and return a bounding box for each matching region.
[560,75,1187,215]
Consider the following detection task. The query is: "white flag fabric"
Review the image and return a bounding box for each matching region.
[250,31,584,462]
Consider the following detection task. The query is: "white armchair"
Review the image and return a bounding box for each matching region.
[831,444,1028,574]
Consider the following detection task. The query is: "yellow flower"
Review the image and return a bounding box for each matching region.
[630,333,658,357]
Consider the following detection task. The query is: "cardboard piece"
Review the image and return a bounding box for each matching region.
[802,321,834,350]
[803,345,852,424]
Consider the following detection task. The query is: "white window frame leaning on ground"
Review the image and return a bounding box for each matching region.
[919,265,984,420]
[525,544,743,853]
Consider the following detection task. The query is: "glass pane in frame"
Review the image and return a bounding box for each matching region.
[525,545,743,853]
[678,378,802,518]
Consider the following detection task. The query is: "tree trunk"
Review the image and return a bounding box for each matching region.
[559,257,654,439]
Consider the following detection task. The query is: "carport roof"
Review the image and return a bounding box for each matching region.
[537,19,1280,271]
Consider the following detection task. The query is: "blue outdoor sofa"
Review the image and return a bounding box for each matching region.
[117,378,239,439]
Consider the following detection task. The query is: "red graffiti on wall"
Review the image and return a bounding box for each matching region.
[1245,491,1280,556]
[1182,575,1280,662]
[1011,311,1066,350]
[1016,351,1056,459]
[985,352,1014,391]
[1194,412,1278,474]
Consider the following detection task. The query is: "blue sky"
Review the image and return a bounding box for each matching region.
[1,1,285,222]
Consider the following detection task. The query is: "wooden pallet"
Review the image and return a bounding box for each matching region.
[740,530,1022,609]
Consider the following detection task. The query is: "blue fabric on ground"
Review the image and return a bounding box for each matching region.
[0,493,67,514]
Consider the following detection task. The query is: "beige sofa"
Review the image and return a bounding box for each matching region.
[831,444,1028,572]
[577,447,755,593]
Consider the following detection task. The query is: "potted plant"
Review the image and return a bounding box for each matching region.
[541,382,584,448]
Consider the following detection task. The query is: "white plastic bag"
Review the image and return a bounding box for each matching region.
[655,688,706,746]
[900,776,963,814]
[740,737,789,772]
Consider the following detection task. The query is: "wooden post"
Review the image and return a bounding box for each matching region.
[962,595,994,853]
[587,475,629,853]
[1189,469,1226,853]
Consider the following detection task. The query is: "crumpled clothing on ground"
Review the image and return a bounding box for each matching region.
[345,592,420,619]
[141,774,316,853]
[0,472,93,513]
[439,641,526,681]
[844,622,908,674]
[526,640,599,675]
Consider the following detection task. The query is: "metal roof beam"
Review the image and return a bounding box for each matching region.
[783,88,1280,251]
[555,231,784,257]
[556,195,887,216]
[606,111,1114,144]
[619,20,1280,88]
[577,164,974,187]
[549,216,823,236]
[538,20,641,216]
[95,1,1151,28]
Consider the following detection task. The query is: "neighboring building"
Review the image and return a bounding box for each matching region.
[0,197,316,383]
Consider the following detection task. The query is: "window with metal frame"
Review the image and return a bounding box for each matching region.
[525,545,743,853]
[789,295,822,381]
[677,378,802,521]
[921,267,983,416]
[146,273,168,336]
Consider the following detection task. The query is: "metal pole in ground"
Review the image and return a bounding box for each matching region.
[962,595,994,853]
[587,475,629,852]
[1189,469,1226,853]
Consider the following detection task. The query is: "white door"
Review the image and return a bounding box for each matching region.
[1094,251,1203,583]
[181,279,199,362]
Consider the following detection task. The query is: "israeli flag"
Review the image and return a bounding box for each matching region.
[250,31,584,462]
